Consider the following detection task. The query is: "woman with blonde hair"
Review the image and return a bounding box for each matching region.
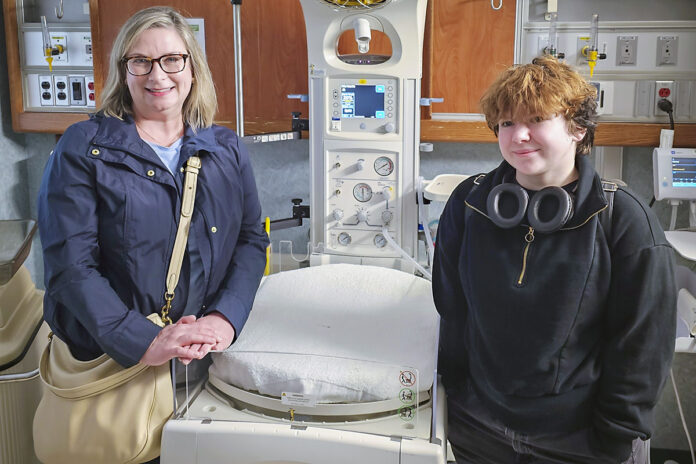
[38,3,267,398]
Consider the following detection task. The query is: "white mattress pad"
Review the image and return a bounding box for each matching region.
[210,264,439,403]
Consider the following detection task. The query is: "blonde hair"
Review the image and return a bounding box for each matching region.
[480,56,598,155]
[99,6,216,130]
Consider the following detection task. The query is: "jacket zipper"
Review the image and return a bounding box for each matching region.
[518,227,535,285]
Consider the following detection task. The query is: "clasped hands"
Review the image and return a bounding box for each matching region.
[140,312,235,366]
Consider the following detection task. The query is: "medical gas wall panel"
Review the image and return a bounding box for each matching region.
[517,0,696,123]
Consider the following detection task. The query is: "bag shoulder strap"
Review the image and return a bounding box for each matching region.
[160,155,202,324]
[599,180,618,242]
[464,173,486,223]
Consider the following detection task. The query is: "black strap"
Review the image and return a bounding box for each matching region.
[599,181,618,242]
[464,174,486,223]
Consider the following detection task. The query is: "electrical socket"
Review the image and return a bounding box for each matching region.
[38,75,54,106]
[53,75,69,106]
[617,36,637,65]
[655,80,675,116]
[657,36,678,66]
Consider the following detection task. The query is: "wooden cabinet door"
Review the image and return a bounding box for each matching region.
[90,0,308,134]
[425,0,517,116]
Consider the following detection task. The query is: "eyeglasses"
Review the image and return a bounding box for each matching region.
[123,53,189,76]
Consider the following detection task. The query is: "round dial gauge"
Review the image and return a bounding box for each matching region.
[353,183,373,202]
[374,156,394,176]
[338,232,352,246]
[374,233,387,248]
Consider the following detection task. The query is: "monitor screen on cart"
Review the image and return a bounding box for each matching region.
[672,157,696,188]
[341,84,385,119]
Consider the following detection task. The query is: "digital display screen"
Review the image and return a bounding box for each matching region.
[341,84,385,119]
[672,157,696,187]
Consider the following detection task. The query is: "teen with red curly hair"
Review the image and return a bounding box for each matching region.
[433,56,676,463]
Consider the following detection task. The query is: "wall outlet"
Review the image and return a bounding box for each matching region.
[617,36,637,65]
[655,80,675,116]
[38,75,53,106]
[53,75,69,106]
[657,36,678,66]
[85,75,96,107]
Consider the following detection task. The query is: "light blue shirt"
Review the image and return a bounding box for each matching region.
[146,138,205,318]
[145,138,183,174]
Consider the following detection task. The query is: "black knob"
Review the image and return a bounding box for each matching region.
[557,52,565,59]
[599,53,607,60]
[291,198,303,206]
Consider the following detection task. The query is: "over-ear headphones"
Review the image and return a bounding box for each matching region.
[486,182,574,233]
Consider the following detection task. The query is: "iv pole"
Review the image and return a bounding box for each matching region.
[232,0,244,137]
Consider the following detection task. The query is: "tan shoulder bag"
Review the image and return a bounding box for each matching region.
[33,155,201,464]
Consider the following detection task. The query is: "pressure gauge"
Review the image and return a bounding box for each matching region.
[374,156,394,176]
[374,233,387,248]
[353,183,373,202]
[338,232,352,246]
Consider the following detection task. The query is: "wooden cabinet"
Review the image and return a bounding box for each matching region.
[425,0,516,116]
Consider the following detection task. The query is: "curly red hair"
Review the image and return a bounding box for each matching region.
[480,56,598,155]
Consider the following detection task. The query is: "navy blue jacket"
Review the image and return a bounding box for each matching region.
[433,155,676,460]
[38,114,269,367]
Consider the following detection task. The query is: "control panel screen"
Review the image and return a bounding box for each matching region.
[341,84,385,119]
[672,157,696,187]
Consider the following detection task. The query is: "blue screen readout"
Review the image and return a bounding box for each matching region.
[672,157,696,187]
[341,84,385,119]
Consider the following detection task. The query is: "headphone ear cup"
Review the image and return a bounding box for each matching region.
[527,187,573,233]
[486,183,529,229]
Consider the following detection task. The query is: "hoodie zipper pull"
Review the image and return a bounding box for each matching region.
[518,227,535,285]
[525,227,535,243]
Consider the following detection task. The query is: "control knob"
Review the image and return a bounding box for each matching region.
[382,187,392,201]
[384,122,396,133]
[333,209,344,221]
[356,210,368,223]
[381,210,393,225]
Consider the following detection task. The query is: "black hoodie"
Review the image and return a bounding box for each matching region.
[433,155,677,460]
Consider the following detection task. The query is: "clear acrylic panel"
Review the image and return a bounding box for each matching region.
[20,0,90,24]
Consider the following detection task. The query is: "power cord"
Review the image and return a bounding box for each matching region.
[658,98,675,131]
[670,368,695,464]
